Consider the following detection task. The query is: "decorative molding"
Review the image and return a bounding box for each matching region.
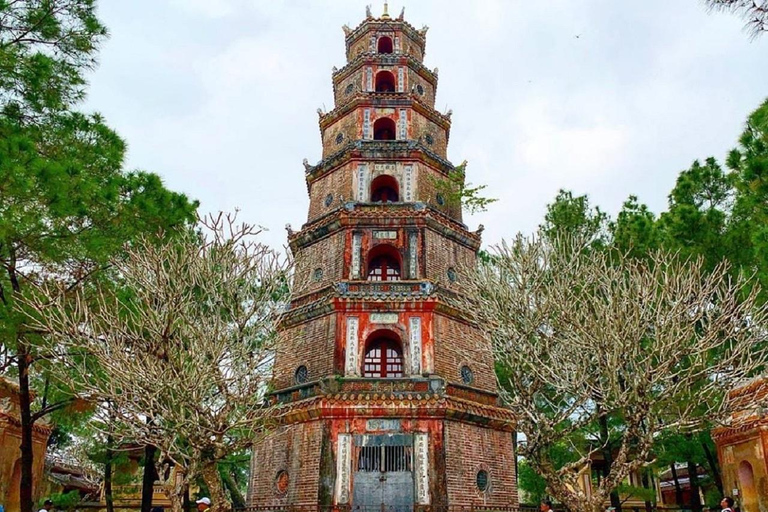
[409,231,418,279]
[345,317,360,376]
[404,165,414,201]
[351,232,363,279]
[414,432,430,504]
[356,164,369,202]
[366,66,373,92]
[371,312,399,324]
[363,109,372,139]
[335,433,352,504]
[409,317,422,375]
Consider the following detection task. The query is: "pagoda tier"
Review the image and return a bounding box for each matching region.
[248,7,518,510]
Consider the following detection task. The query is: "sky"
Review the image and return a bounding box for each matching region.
[85,0,768,251]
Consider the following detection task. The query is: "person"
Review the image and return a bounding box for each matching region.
[540,500,554,512]
[721,497,735,512]
[196,498,211,511]
[38,500,53,512]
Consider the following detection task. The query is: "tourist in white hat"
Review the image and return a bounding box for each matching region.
[195,498,211,512]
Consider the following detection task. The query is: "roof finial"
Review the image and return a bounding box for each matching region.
[382,1,390,19]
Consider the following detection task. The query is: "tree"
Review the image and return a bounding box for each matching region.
[459,233,768,512]
[0,0,107,119]
[429,161,498,214]
[1,3,198,510]
[25,213,291,512]
[658,157,734,272]
[611,196,660,260]
[727,98,768,300]
[704,0,768,38]
[541,190,609,247]
[0,113,197,511]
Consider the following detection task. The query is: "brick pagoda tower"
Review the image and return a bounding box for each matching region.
[249,5,517,509]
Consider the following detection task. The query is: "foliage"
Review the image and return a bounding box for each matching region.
[727,98,768,300]
[541,189,609,247]
[430,161,497,214]
[463,233,768,512]
[1,3,198,510]
[611,195,660,259]
[0,0,107,119]
[25,213,291,512]
[704,0,768,38]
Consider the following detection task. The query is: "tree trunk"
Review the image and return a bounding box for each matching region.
[10,260,34,512]
[702,441,724,496]
[687,460,703,512]
[599,415,622,512]
[670,464,683,506]
[200,461,230,512]
[642,469,653,512]
[221,469,245,508]
[141,444,157,512]
[105,433,115,512]
[169,470,187,512]
[18,339,35,512]
[183,485,191,512]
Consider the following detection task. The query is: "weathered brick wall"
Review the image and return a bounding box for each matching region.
[249,421,325,506]
[346,29,425,63]
[293,231,347,294]
[444,421,518,507]
[273,314,336,389]
[409,69,436,106]
[416,166,463,221]
[424,228,474,285]
[434,314,496,393]
[412,110,447,158]
[333,71,364,107]
[307,164,355,221]
[321,112,359,158]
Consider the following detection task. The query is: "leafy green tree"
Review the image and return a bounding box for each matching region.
[611,195,660,259]
[727,98,768,300]
[658,157,734,271]
[541,189,609,247]
[1,4,198,509]
[0,0,107,119]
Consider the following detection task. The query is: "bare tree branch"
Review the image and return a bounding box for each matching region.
[456,233,768,512]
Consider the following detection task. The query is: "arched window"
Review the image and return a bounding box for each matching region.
[375,70,396,92]
[367,245,401,282]
[378,36,394,54]
[373,118,396,140]
[370,175,399,203]
[363,335,403,378]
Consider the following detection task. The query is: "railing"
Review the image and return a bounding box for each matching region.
[337,280,434,298]
[238,507,523,512]
[270,376,446,405]
[238,507,691,512]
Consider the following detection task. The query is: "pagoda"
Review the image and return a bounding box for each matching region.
[248,5,517,509]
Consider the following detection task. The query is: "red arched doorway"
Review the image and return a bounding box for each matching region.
[375,70,396,92]
[370,175,399,203]
[366,245,401,282]
[363,331,404,378]
[737,460,758,512]
[373,118,396,140]
[377,36,393,54]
